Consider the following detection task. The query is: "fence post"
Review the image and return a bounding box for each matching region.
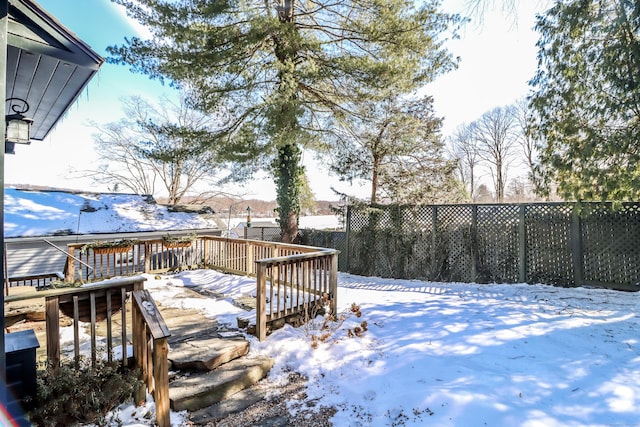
[345,205,351,272]
[571,204,584,287]
[256,263,267,341]
[518,205,526,283]
[430,206,438,280]
[471,205,478,282]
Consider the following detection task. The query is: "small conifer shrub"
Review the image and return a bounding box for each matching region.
[28,358,141,427]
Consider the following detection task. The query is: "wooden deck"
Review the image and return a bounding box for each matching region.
[4,236,338,426]
[4,281,274,423]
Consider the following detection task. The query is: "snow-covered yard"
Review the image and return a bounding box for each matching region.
[104,270,640,427]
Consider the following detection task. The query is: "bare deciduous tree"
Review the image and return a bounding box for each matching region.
[82,92,226,204]
[472,106,518,202]
[449,122,480,201]
[513,98,537,181]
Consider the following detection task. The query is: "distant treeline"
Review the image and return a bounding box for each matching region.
[166,196,338,217]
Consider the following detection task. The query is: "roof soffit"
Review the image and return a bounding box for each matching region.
[5,0,104,141]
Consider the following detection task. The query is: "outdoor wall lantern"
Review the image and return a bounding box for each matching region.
[5,97,34,154]
[246,206,252,228]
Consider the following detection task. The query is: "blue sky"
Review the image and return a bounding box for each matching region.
[5,0,543,201]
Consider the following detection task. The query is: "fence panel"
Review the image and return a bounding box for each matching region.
[476,205,520,283]
[345,206,400,279]
[345,202,640,291]
[299,230,348,270]
[524,204,574,286]
[581,204,640,289]
[435,206,474,282]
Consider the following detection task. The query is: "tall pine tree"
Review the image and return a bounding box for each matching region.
[109,0,460,240]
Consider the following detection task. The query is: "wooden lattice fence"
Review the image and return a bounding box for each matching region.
[345,203,640,291]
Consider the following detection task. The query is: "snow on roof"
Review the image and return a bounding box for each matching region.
[4,188,220,238]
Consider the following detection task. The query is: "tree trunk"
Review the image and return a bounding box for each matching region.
[272,0,302,243]
[275,143,302,243]
[371,156,379,204]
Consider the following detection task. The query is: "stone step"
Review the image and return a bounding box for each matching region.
[169,355,275,412]
[188,383,271,425]
[169,336,249,371]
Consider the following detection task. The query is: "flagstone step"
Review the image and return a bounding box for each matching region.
[156,284,275,414]
[169,355,275,412]
[169,336,249,371]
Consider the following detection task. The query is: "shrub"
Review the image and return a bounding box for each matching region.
[304,294,368,349]
[28,358,141,427]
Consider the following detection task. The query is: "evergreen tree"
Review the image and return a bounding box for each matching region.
[330,94,462,204]
[530,0,640,201]
[108,0,461,241]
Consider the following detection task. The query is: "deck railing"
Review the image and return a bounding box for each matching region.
[6,276,171,427]
[64,236,339,340]
[131,288,170,426]
[255,250,338,341]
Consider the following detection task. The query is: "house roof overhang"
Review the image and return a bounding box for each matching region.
[6,0,104,141]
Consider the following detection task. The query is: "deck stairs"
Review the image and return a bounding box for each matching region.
[158,293,274,422]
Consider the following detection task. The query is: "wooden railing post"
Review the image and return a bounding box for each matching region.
[246,241,254,275]
[203,237,210,266]
[329,252,338,316]
[153,337,170,427]
[131,289,171,426]
[256,263,267,341]
[132,301,147,405]
[144,242,151,273]
[45,296,60,368]
[65,245,75,283]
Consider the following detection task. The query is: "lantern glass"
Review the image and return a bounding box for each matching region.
[5,114,32,144]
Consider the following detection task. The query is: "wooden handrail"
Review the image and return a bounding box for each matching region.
[131,289,171,427]
[254,249,338,265]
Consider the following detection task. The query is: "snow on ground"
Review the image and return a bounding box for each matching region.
[99,270,640,427]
